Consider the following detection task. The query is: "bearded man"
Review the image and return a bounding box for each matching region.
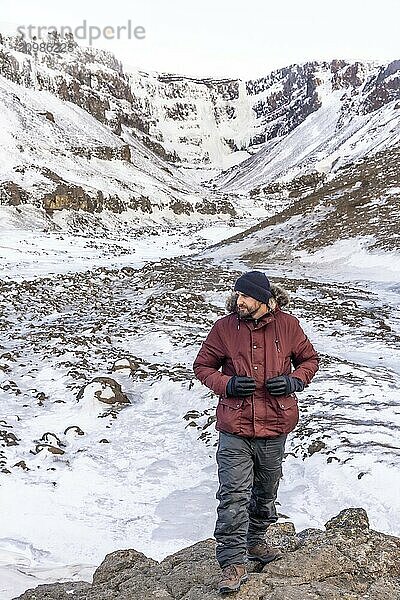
[193,271,319,593]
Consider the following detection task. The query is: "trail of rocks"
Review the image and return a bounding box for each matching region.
[1,255,399,478]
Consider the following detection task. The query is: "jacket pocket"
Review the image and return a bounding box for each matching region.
[220,396,243,410]
[274,395,299,433]
[216,396,244,434]
[276,395,297,411]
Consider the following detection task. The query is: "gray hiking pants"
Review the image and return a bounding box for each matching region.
[214,431,287,567]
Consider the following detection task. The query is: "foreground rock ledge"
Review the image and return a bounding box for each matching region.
[14,509,400,599]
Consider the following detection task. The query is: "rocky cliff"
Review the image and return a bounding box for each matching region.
[214,60,400,193]
[1,34,399,176]
[1,33,399,226]
[131,58,400,173]
[0,33,244,222]
[14,509,400,599]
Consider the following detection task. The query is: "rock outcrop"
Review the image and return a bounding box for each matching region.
[76,377,130,405]
[14,508,400,599]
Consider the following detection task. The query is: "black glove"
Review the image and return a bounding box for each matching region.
[265,375,304,396]
[226,375,256,397]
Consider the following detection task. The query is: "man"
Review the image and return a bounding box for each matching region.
[193,271,319,593]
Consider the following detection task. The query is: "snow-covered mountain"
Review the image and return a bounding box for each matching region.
[130,59,400,175]
[214,63,400,194]
[0,34,269,225]
[1,33,399,197]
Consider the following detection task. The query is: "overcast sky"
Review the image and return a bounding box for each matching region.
[1,0,399,78]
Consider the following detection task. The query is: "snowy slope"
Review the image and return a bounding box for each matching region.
[205,144,400,266]
[0,35,272,222]
[215,75,400,193]
[0,74,206,217]
[0,72,273,225]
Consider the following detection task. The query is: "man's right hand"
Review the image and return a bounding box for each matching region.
[226,375,256,397]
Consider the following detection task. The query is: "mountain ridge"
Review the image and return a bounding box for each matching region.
[1,34,399,176]
[1,33,399,235]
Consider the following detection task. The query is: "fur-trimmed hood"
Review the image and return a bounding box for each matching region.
[225,284,290,313]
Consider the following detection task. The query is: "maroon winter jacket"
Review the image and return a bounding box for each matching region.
[193,292,319,438]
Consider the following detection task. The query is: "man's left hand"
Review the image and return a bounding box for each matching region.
[265,375,305,396]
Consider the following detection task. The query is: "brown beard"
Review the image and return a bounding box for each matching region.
[237,304,261,320]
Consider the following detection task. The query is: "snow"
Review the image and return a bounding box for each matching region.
[0,224,186,280]
[0,218,248,599]
[2,216,400,600]
[282,455,400,535]
[294,237,400,281]
[0,206,250,281]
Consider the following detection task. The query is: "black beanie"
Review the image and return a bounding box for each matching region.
[234,271,272,304]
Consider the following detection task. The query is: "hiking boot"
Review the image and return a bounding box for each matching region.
[218,564,248,593]
[247,542,282,564]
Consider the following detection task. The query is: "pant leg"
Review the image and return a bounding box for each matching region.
[246,434,287,547]
[214,432,254,567]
